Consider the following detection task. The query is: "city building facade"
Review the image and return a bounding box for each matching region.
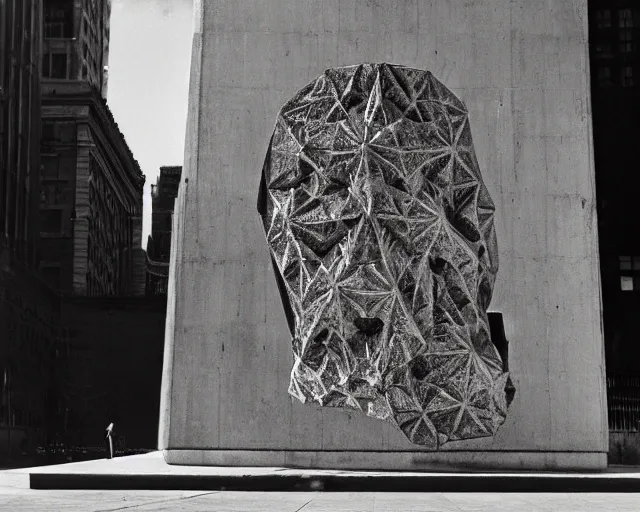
[0,0,63,460]
[146,166,181,296]
[29,0,158,458]
[590,1,639,368]
[1,0,43,267]
[39,81,145,296]
[42,0,110,97]
[59,296,167,450]
[589,1,640,461]
[1,0,158,463]
[40,0,145,297]
[2,0,635,466]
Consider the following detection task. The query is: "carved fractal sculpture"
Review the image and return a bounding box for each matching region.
[257,63,514,448]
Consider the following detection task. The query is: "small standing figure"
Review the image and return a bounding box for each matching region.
[105,422,114,459]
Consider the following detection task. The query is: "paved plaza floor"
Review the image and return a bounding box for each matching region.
[1,489,640,511]
[1,453,640,511]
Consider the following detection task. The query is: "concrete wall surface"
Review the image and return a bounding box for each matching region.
[159,0,608,470]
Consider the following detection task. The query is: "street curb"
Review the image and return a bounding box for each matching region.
[29,473,640,492]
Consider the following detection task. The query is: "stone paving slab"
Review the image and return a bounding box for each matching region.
[3,452,640,493]
[1,491,640,512]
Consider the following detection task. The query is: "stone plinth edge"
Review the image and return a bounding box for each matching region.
[162,449,607,472]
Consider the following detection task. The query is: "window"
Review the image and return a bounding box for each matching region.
[619,9,634,28]
[58,123,76,143]
[41,122,76,146]
[44,6,72,37]
[42,55,50,77]
[50,54,68,79]
[39,209,63,234]
[41,123,55,142]
[596,43,612,55]
[41,182,68,205]
[598,66,613,87]
[41,267,61,289]
[44,22,64,38]
[622,66,634,87]
[621,276,634,291]
[41,155,59,179]
[620,28,634,53]
[597,10,612,29]
[620,256,640,291]
[620,41,635,53]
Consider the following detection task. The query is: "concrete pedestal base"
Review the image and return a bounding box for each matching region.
[164,450,606,472]
[9,453,640,492]
[159,0,608,471]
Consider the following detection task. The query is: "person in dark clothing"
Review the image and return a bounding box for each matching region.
[105,423,114,459]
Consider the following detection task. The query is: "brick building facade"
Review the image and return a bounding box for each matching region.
[42,0,110,96]
[39,81,145,297]
[40,0,145,297]
[146,166,181,296]
[1,1,165,463]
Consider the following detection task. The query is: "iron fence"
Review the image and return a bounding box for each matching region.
[607,371,640,432]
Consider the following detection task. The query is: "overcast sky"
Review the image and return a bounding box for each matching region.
[108,0,193,248]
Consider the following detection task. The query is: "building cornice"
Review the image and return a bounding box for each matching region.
[159,166,182,175]
[41,80,145,193]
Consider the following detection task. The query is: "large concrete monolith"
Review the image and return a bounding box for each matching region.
[159,0,607,470]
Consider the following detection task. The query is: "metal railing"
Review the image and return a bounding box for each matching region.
[607,371,640,432]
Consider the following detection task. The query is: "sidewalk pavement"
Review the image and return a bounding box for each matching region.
[1,452,640,511]
[1,488,640,511]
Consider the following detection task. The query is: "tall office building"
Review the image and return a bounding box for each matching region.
[1,0,61,460]
[146,166,181,296]
[35,0,162,455]
[1,0,43,266]
[39,0,146,297]
[589,3,640,449]
[41,0,110,96]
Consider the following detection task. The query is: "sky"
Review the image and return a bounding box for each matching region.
[108,0,194,248]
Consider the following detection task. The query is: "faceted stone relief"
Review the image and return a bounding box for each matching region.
[257,63,514,448]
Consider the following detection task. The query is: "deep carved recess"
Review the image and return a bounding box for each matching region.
[258,63,514,448]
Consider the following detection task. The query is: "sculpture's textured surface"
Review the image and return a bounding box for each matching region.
[258,63,513,448]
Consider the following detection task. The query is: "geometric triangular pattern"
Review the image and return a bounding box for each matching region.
[258,63,512,448]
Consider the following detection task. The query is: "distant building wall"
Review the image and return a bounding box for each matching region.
[60,296,166,449]
[1,0,43,267]
[589,1,640,372]
[0,0,61,460]
[39,119,78,294]
[39,82,145,297]
[1,0,155,464]
[40,0,143,298]
[42,0,111,97]
[0,258,60,459]
[146,166,181,296]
